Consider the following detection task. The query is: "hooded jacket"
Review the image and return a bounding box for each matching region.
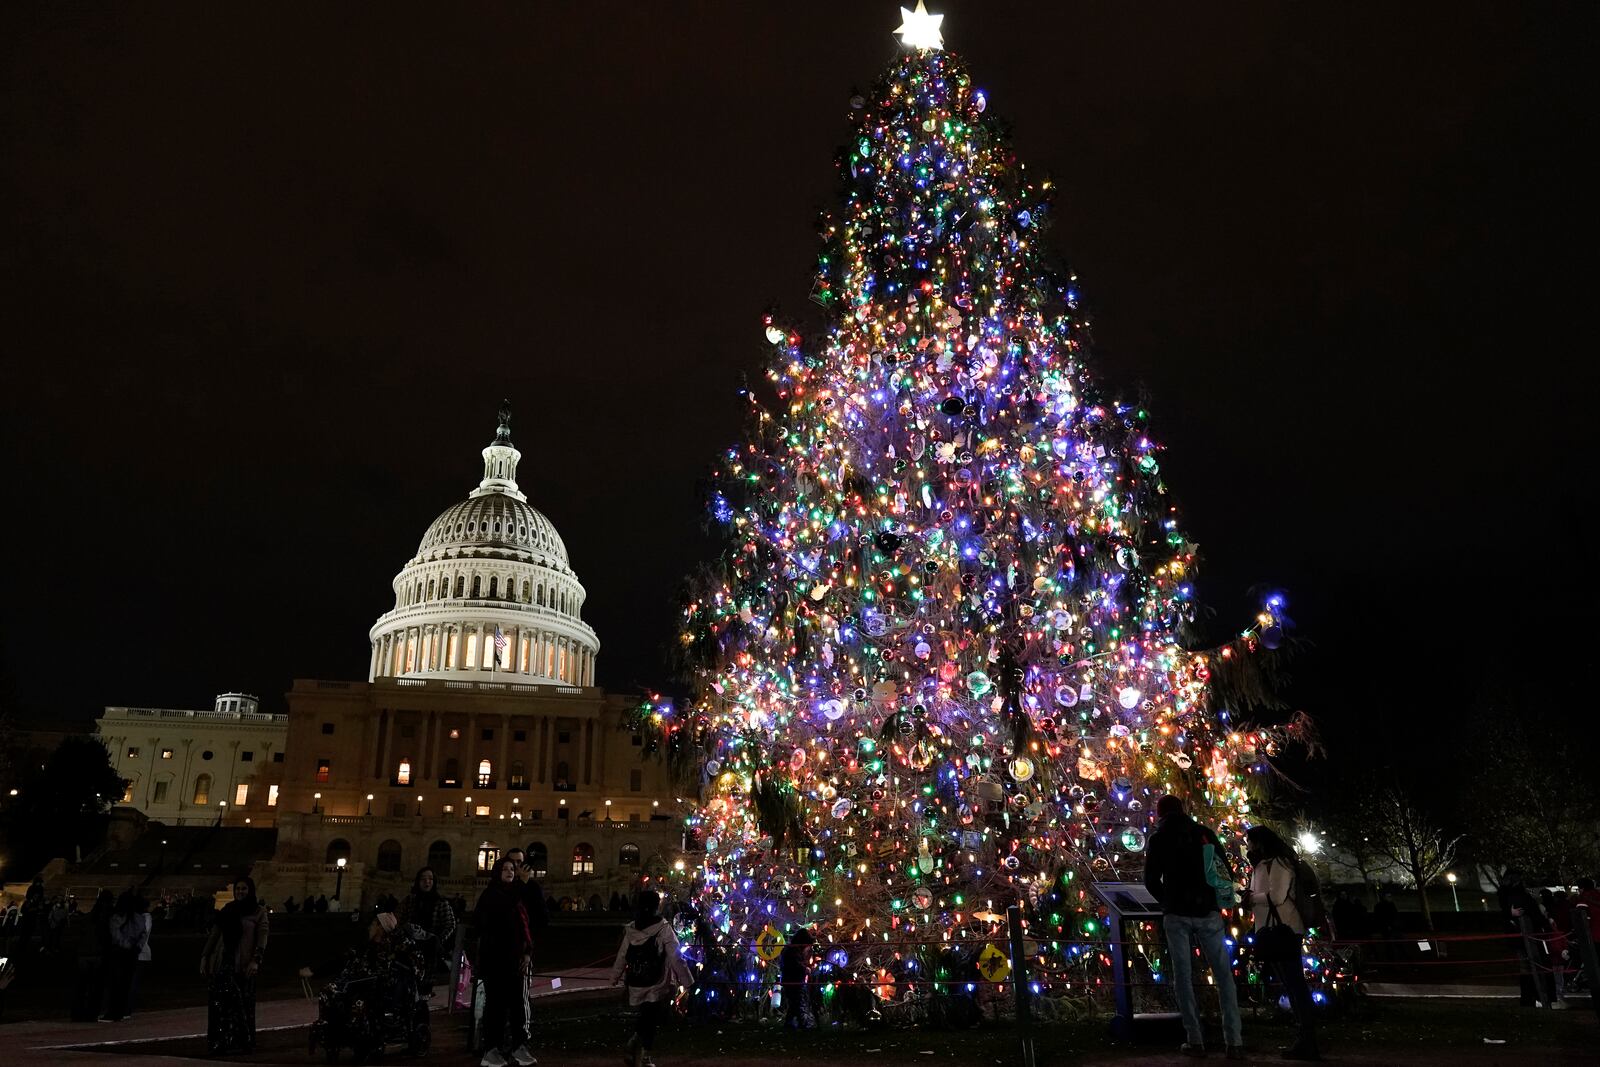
[609,918,693,1007]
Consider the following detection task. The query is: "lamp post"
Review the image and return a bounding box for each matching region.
[1447,872,1460,912]
[365,793,374,816]
[416,794,424,816]
[334,856,347,902]
[312,792,321,815]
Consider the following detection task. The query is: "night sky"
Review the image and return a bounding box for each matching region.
[1,3,1589,777]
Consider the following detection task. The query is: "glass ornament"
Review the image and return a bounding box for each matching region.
[1119,827,1147,853]
[1008,756,1035,782]
[966,671,992,696]
[1055,685,1078,707]
[1118,687,1141,710]
[831,798,853,819]
[911,886,934,910]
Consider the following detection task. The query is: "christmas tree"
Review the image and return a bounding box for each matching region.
[655,6,1295,1009]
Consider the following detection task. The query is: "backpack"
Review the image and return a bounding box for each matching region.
[1290,858,1328,934]
[624,927,666,987]
[109,914,141,952]
[1202,841,1238,910]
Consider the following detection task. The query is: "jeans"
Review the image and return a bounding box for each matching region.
[1164,911,1242,1048]
[481,971,527,1053]
[1272,958,1317,1044]
[635,998,668,1051]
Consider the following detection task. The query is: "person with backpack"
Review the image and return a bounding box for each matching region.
[473,857,536,1067]
[610,890,692,1067]
[1245,825,1320,1060]
[1144,794,1244,1060]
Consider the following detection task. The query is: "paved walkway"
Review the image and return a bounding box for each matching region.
[3,968,617,1067]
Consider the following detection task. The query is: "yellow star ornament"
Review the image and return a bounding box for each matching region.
[895,1,944,51]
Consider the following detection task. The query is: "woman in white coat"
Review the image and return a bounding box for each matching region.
[609,891,692,1067]
[1246,825,1319,1061]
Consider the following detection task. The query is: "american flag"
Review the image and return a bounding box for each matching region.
[494,625,508,666]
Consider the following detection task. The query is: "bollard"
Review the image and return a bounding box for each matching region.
[1007,905,1037,1067]
[1572,904,1600,1022]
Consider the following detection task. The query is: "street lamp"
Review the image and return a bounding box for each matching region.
[334,856,347,902]
[365,793,374,816]
[416,794,424,816]
[1447,872,1460,912]
[312,792,322,815]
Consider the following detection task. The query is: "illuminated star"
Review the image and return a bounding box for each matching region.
[895,1,944,51]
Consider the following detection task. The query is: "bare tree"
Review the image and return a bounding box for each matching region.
[1360,786,1459,930]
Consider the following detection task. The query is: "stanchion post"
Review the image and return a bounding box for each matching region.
[1516,910,1555,1007]
[1007,904,1037,1067]
[1571,904,1600,1022]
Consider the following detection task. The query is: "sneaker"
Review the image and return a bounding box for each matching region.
[481,1050,509,1067]
[511,1045,538,1066]
[1550,999,1569,1011]
[1181,1043,1207,1058]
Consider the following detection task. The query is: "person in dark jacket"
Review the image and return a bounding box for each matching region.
[1143,794,1243,1059]
[473,858,535,1067]
[779,926,817,1030]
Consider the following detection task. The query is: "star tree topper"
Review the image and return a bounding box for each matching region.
[895,1,944,51]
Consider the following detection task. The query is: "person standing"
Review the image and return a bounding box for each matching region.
[474,857,535,1067]
[398,866,456,987]
[610,890,692,1067]
[128,894,153,1016]
[779,926,817,1030]
[1143,794,1244,1060]
[102,891,146,1021]
[200,877,270,1055]
[1245,826,1320,1060]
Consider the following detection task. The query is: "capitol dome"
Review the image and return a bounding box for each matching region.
[368,404,598,686]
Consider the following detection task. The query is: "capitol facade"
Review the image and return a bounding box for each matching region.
[93,407,682,910]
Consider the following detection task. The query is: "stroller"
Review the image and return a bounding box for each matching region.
[309,924,432,1062]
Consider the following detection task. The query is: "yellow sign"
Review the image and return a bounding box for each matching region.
[977,942,1011,983]
[755,924,785,962]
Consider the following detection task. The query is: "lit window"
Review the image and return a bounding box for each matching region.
[316,759,331,784]
[477,759,492,787]
[571,842,594,876]
[465,632,480,667]
[443,804,455,814]
[160,748,174,760]
[476,844,500,871]
[267,784,279,807]
[121,781,135,803]
[126,746,140,759]
[396,759,412,785]
[234,783,249,806]
[475,805,491,817]
[193,774,212,805]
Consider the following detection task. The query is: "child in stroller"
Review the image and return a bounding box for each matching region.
[306,912,432,1063]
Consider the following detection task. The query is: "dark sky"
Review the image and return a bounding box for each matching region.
[1,3,1590,772]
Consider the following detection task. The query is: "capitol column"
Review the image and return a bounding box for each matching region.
[369,640,380,681]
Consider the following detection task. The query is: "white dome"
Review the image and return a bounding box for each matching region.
[368,404,599,686]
